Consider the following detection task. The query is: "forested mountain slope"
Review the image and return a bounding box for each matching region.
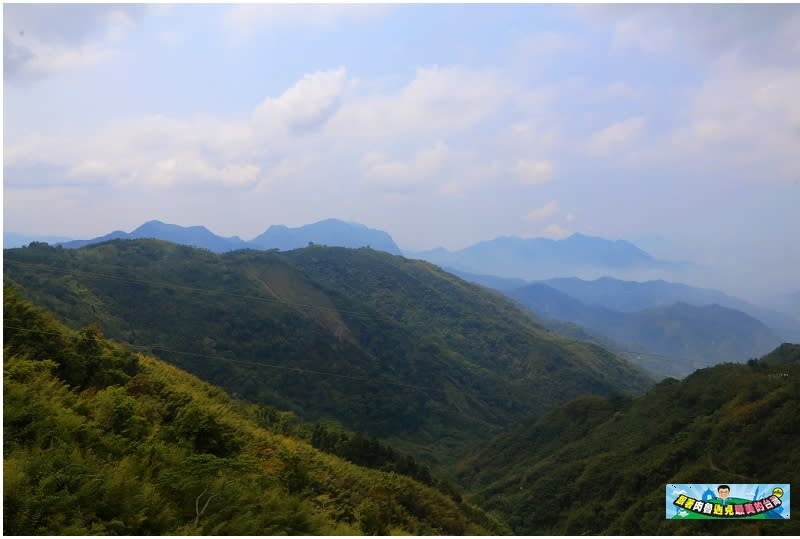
[456,344,800,535]
[4,240,652,466]
[508,283,782,377]
[3,289,507,535]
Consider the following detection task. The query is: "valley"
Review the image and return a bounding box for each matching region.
[4,240,651,468]
[4,237,798,535]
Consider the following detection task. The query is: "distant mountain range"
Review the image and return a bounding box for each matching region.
[406,233,689,281]
[10,221,796,341]
[60,220,251,252]
[540,276,800,343]
[6,223,684,277]
[767,290,800,324]
[55,218,402,255]
[443,268,529,292]
[4,232,74,248]
[506,282,783,378]
[452,270,800,344]
[250,219,401,254]
[447,270,798,376]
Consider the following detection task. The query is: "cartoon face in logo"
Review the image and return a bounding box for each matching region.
[668,484,791,520]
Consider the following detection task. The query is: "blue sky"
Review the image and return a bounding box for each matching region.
[4,4,800,299]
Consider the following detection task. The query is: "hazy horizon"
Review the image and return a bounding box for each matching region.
[4,4,799,300]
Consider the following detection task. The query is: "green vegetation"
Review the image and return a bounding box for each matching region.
[4,240,652,467]
[508,283,782,378]
[456,344,800,535]
[5,238,798,536]
[3,288,508,535]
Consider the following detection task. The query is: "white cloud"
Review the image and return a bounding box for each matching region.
[223,4,390,46]
[361,141,449,191]
[332,66,511,139]
[590,5,800,67]
[6,114,266,191]
[3,4,145,45]
[524,200,559,221]
[3,4,147,83]
[439,180,463,197]
[515,31,573,57]
[138,156,261,190]
[516,160,555,185]
[157,31,181,46]
[439,160,505,197]
[540,223,570,240]
[4,185,94,233]
[577,6,799,179]
[260,156,312,188]
[611,12,675,53]
[254,67,348,135]
[7,66,511,193]
[599,82,642,100]
[361,153,410,181]
[67,159,117,180]
[5,35,117,83]
[509,31,576,74]
[650,60,800,180]
[587,116,645,157]
[416,142,449,174]
[220,164,262,188]
[6,62,557,200]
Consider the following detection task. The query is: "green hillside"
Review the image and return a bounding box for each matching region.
[3,288,507,535]
[3,240,652,466]
[508,283,783,378]
[456,344,800,535]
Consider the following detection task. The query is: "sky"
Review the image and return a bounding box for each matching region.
[3,3,800,300]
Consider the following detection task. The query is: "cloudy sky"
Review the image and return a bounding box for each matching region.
[4,4,800,299]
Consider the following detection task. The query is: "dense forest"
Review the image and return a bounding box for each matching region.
[507,282,781,377]
[456,344,800,534]
[3,288,507,535]
[3,240,651,467]
[5,239,798,536]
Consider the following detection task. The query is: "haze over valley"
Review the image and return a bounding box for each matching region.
[4,3,799,535]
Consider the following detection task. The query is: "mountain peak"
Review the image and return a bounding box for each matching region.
[566,232,592,240]
[413,232,666,279]
[315,217,366,228]
[52,219,402,256]
[251,219,401,254]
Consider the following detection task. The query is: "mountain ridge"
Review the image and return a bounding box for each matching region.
[3,287,506,535]
[507,282,783,377]
[58,218,402,255]
[251,218,401,255]
[4,232,74,248]
[456,343,800,534]
[4,239,653,467]
[542,276,800,341]
[407,233,687,281]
